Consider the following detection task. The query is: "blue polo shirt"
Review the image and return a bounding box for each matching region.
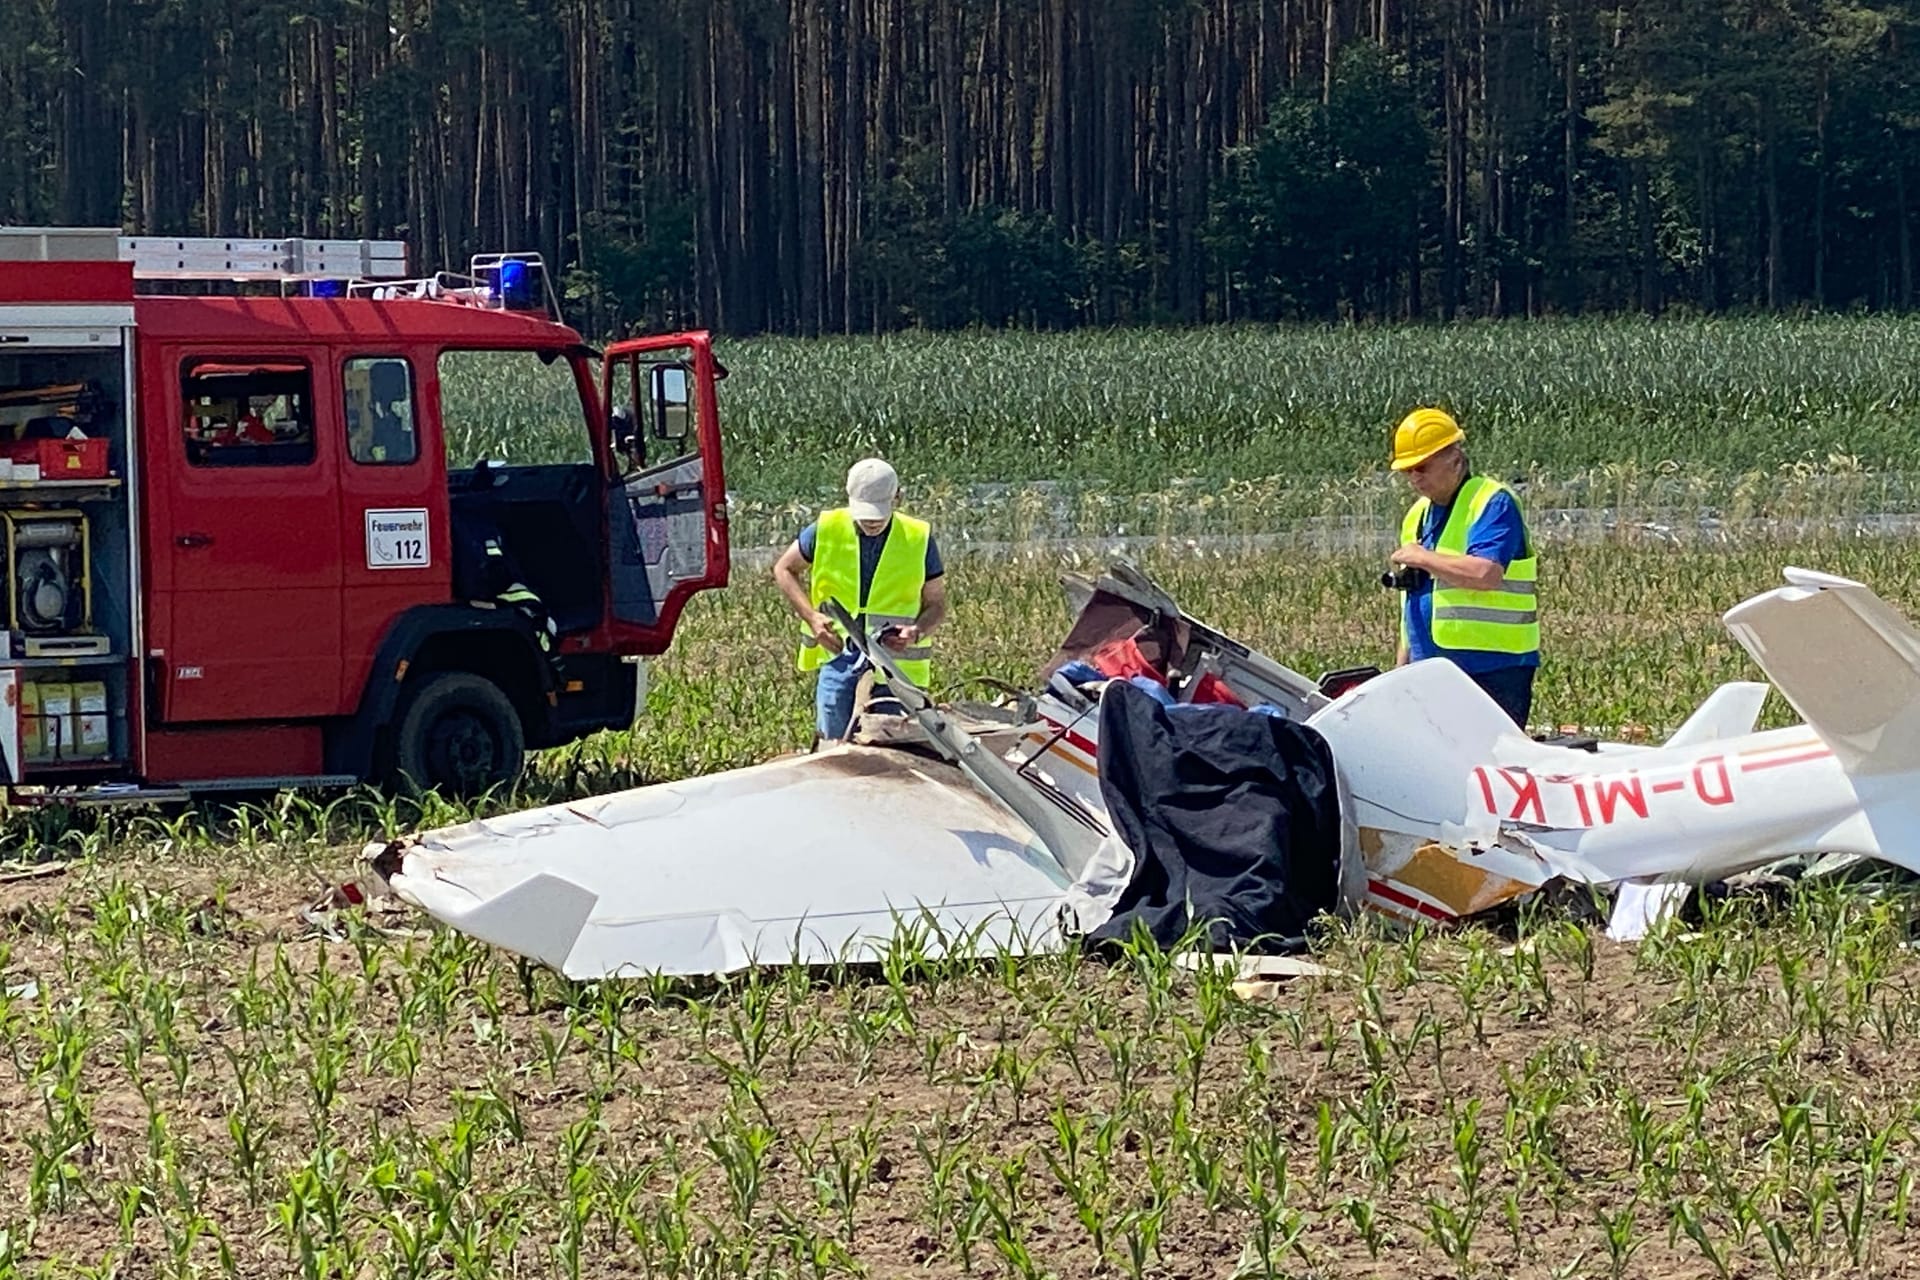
[1404,488,1537,674]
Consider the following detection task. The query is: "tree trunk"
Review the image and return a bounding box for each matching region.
[690,9,723,325]
[1322,0,1336,103]
[1561,5,1579,312]
[1764,98,1782,310]
[842,0,867,331]
[1180,7,1206,321]
[1010,12,1033,213]
[937,0,963,214]
[1636,161,1659,314]
[1441,1,1464,318]
[1047,0,1069,219]
[800,0,827,335]
[1813,65,1829,309]
[1899,153,1913,309]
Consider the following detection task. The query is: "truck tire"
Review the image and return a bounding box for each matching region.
[391,672,526,798]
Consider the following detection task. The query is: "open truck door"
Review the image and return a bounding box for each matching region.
[600,332,729,652]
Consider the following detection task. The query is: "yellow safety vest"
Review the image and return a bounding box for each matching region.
[1400,476,1539,656]
[799,508,933,688]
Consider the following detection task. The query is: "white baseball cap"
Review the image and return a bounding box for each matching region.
[845,457,898,522]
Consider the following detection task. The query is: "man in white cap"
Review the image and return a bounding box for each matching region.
[774,457,948,742]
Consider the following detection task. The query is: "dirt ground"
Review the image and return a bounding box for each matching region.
[3,852,1919,1279]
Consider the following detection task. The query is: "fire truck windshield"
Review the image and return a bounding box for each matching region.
[437,349,593,467]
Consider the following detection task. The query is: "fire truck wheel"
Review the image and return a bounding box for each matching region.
[391,672,526,798]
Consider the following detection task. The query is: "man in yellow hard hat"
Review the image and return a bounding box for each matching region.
[773,457,948,743]
[1385,407,1539,728]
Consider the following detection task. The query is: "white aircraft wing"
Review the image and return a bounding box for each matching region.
[1723,567,1920,776]
[373,745,1073,979]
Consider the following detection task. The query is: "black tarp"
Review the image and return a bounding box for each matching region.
[1087,679,1343,952]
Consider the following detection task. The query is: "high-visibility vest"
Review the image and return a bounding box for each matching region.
[1400,476,1539,657]
[799,508,933,688]
[481,534,557,657]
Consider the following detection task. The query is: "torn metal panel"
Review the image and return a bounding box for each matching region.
[1051,564,1328,720]
[1606,880,1694,942]
[1724,567,1920,777]
[817,598,1106,882]
[1357,829,1546,923]
[374,745,1073,979]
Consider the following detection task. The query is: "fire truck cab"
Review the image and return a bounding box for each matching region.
[0,228,729,799]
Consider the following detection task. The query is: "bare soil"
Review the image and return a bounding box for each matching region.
[3,854,1919,1279]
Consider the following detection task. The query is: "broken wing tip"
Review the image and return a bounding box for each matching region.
[1781,566,1868,592]
[444,871,600,975]
[1724,567,1870,629]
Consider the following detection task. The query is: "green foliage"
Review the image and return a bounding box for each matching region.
[1213,45,1429,320]
[567,203,700,338]
[858,146,1087,330]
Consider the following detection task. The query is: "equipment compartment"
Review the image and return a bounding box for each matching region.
[0,339,135,780]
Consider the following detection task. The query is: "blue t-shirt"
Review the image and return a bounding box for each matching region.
[1403,488,1538,673]
[796,518,944,616]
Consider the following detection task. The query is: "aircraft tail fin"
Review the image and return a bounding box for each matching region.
[1664,682,1771,749]
[1723,568,1920,777]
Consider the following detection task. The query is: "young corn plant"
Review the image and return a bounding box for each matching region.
[1421,1098,1489,1276]
[705,1107,777,1228]
[1668,1195,1732,1279]
[1339,1194,1387,1259]
[26,1000,98,1215]
[814,1109,886,1247]
[1595,1197,1646,1280]
[913,1116,976,1264]
[1236,1125,1310,1280]
[983,1019,1052,1125]
[1041,1101,1112,1258]
[1114,1199,1166,1280]
[274,1144,359,1280]
[549,1110,604,1280]
[1174,1097,1235,1219]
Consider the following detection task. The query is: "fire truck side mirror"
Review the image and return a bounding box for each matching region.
[650,364,692,443]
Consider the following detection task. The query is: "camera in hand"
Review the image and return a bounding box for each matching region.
[1380,564,1431,591]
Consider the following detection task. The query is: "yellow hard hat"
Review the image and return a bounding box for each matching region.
[1389,407,1465,471]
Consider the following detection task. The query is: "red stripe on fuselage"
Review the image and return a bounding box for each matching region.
[1366,878,1458,923]
[1739,748,1833,773]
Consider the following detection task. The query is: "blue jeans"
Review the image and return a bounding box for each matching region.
[815,650,902,740]
[1468,664,1535,729]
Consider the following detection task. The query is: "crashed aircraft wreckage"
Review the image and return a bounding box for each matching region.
[366,563,1920,979]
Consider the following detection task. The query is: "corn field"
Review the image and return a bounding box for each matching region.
[441,315,1920,549]
[7,327,1920,1276]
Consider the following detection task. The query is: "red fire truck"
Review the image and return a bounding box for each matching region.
[0,228,729,799]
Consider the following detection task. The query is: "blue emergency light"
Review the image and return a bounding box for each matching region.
[309,279,345,298]
[498,259,539,310]
[468,252,552,315]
